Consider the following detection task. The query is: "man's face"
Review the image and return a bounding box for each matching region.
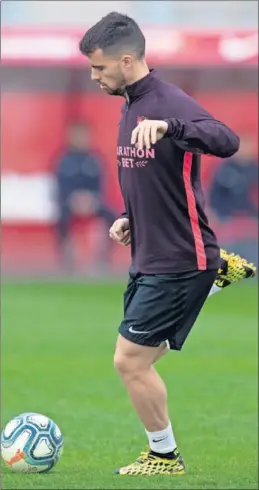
[88,49,132,96]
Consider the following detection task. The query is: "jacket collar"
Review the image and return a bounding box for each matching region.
[125,69,160,101]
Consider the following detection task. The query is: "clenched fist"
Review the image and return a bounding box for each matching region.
[109,217,131,246]
[131,120,168,150]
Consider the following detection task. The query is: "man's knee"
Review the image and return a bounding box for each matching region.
[113,348,141,379]
[114,352,130,376]
[114,335,161,378]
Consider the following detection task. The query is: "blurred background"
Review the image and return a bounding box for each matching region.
[1,0,258,277]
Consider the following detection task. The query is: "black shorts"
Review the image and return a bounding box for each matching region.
[119,270,217,351]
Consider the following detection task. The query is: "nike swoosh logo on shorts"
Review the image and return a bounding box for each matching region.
[128,326,150,334]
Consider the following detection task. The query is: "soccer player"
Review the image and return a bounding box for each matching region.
[79,13,256,476]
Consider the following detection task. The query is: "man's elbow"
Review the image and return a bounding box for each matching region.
[216,131,240,158]
[226,132,240,157]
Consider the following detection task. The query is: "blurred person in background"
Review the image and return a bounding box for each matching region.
[54,121,116,271]
[209,133,258,221]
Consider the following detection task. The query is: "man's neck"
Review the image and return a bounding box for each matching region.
[127,61,150,86]
[124,61,150,101]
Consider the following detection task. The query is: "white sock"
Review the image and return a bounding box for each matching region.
[208,284,222,297]
[145,422,177,454]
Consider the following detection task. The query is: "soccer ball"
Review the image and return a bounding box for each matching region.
[1,412,63,473]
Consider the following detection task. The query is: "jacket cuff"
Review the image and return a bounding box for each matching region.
[164,118,182,139]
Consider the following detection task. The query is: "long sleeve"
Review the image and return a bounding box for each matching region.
[164,90,240,158]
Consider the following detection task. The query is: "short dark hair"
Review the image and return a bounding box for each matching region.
[79,12,145,59]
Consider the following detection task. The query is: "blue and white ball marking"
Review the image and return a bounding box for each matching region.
[1,413,63,473]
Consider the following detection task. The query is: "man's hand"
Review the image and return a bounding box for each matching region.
[131,120,168,150]
[109,218,131,246]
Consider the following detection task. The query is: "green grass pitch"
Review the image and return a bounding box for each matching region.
[1,280,258,489]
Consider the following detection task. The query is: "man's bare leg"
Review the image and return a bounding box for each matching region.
[114,335,170,431]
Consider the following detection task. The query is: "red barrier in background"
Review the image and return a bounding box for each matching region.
[2,27,258,66]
